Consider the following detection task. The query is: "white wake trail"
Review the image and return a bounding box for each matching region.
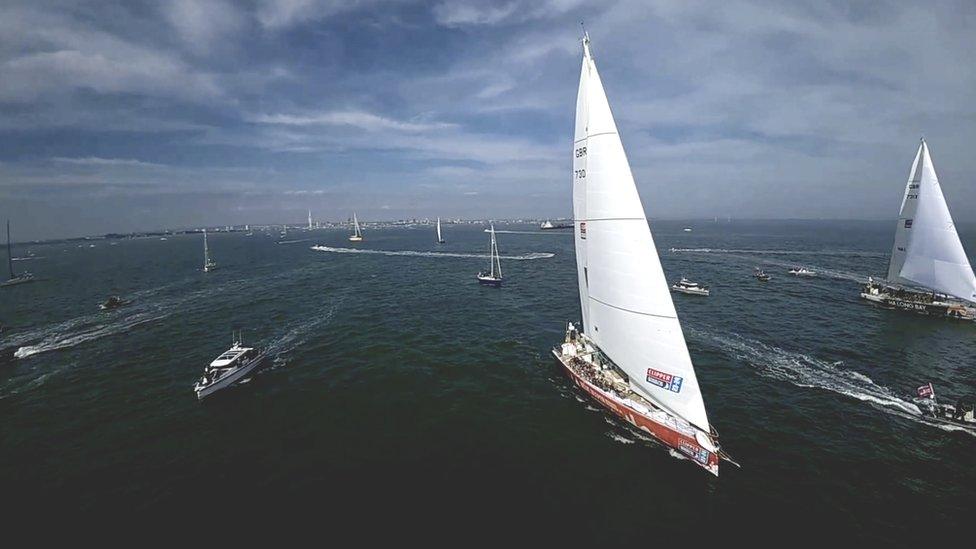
[310,245,554,260]
[689,328,921,417]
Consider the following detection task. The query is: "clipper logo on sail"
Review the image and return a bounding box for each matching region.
[646,368,683,393]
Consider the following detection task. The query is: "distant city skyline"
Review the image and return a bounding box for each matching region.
[2,1,975,241]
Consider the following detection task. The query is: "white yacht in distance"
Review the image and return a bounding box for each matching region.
[349,213,364,242]
[671,277,710,296]
[203,230,217,272]
[193,332,268,400]
[436,217,446,244]
[2,220,35,288]
[861,139,976,320]
[552,33,731,475]
[476,224,503,286]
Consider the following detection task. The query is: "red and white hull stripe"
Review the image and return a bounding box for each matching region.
[553,350,720,476]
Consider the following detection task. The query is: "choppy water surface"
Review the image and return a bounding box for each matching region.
[1,221,973,543]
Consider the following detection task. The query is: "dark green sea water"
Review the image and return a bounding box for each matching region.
[1,220,973,543]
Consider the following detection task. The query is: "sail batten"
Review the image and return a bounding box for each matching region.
[572,35,710,433]
[886,140,976,302]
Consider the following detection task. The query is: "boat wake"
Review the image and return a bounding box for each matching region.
[758,258,870,283]
[670,247,885,258]
[669,248,873,283]
[694,329,921,416]
[264,297,344,367]
[277,238,311,245]
[482,229,570,236]
[11,278,257,360]
[14,310,173,359]
[310,245,554,260]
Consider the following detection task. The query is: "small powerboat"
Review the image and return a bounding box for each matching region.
[788,266,817,277]
[754,268,771,282]
[194,332,268,400]
[913,383,976,431]
[671,277,710,296]
[99,296,131,310]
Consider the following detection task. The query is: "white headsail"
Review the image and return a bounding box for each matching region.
[573,35,710,433]
[887,140,976,302]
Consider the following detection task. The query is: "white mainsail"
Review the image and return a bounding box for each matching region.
[487,224,502,277]
[352,213,362,238]
[203,229,215,271]
[573,34,710,433]
[437,217,443,242]
[886,139,976,302]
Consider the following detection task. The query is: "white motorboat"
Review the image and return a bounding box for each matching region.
[671,277,710,296]
[788,266,816,277]
[193,333,268,400]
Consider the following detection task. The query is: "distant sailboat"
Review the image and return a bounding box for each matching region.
[551,33,728,475]
[203,229,217,272]
[476,224,503,286]
[861,139,976,320]
[436,217,446,244]
[349,213,364,242]
[308,210,313,230]
[2,220,35,287]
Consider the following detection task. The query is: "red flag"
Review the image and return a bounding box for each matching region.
[916,383,934,399]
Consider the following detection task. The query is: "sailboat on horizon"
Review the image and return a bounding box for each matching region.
[436,217,446,244]
[2,220,35,288]
[861,139,976,320]
[203,229,217,273]
[551,33,731,475]
[476,224,503,286]
[349,213,364,242]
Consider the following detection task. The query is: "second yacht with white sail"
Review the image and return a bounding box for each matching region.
[861,139,976,320]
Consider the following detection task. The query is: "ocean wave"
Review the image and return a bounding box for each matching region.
[310,245,554,260]
[607,432,636,444]
[265,297,344,365]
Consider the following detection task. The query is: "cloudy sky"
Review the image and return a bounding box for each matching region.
[1,0,974,240]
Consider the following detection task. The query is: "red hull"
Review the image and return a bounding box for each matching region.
[554,350,720,475]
